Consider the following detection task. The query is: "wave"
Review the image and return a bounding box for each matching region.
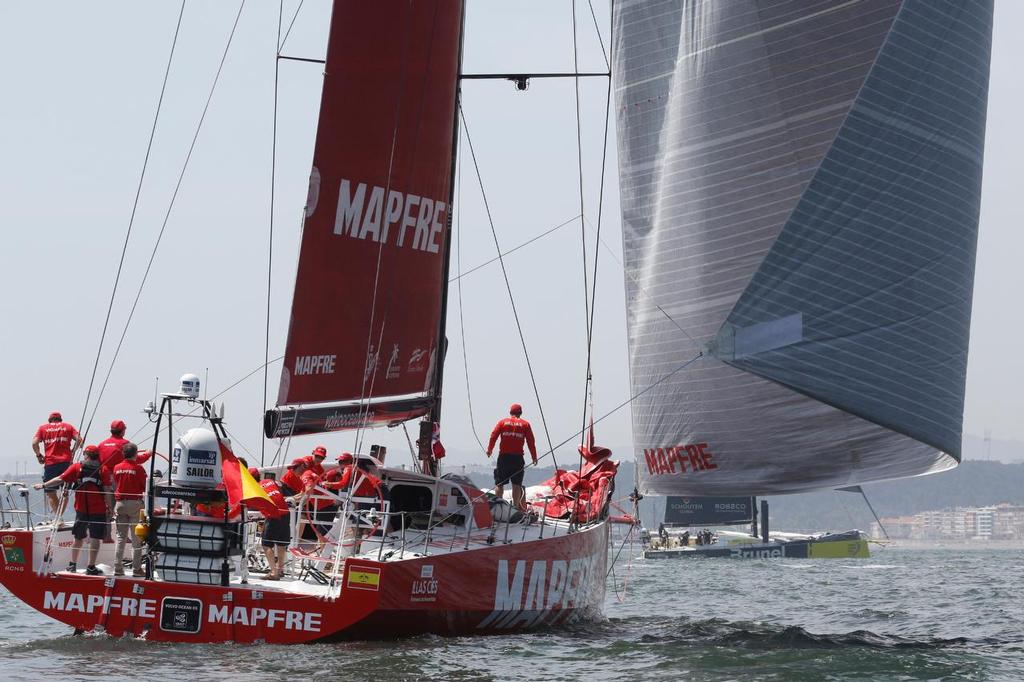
[592,616,998,651]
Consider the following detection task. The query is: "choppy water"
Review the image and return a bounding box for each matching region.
[2,548,1022,681]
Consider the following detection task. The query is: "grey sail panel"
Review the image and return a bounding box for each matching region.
[613,0,992,495]
[722,0,992,458]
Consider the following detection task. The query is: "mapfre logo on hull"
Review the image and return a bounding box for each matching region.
[477,553,601,630]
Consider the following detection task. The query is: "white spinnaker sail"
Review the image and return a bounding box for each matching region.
[613,0,993,495]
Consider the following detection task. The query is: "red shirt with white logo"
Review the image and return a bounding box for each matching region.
[98,436,152,474]
[34,422,79,465]
[259,479,288,518]
[487,417,537,459]
[60,462,111,515]
[112,460,147,501]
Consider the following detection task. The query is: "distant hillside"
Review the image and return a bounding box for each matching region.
[763,460,1024,532]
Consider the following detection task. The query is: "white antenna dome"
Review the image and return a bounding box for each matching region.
[180,373,201,399]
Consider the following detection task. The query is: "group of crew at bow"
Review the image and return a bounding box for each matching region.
[32,413,147,577]
[30,411,384,581]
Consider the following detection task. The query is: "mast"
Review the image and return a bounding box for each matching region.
[428,1,468,425]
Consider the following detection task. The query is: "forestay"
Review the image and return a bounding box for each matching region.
[267,1,463,438]
[613,0,994,494]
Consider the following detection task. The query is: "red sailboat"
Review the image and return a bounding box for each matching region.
[0,1,618,643]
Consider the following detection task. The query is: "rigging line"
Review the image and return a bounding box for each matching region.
[278,0,304,52]
[420,351,705,536]
[576,32,614,463]
[455,127,487,453]
[86,0,248,433]
[572,0,591,384]
[587,0,611,71]
[77,1,187,444]
[459,105,559,471]
[571,0,594,529]
[263,0,283,467]
[448,214,580,283]
[588,218,698,345]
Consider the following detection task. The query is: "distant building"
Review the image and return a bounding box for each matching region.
[874,503,1024,540]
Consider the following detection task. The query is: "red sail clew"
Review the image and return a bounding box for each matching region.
[276,1,463,416]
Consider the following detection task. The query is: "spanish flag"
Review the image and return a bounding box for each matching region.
[219,441,277,517]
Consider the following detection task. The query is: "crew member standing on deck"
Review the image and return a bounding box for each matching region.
[259,470,290,580]
[97,419,150,474]
[32,411,83,518]
[486,403,538,512]
[34,444,111,575]
[112,443,147,577]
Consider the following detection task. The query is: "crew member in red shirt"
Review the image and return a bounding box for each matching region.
[279,457,307,499]
[97,419,151,474]
[258,470,290,580]
[324,453,384,507]
[32,411,83,517]
[308,446,327,477]
[486,403,538,511]
[35,444,111,575]
[112,443,147,577]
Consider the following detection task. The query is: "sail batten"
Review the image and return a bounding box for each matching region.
[614,0,992,495]
[270,2,464,436]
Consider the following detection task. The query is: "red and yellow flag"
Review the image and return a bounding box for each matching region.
[219,441,277,517]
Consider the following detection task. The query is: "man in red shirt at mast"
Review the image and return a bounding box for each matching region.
[31,411,83,518]
[486,403,538,512]
[112,443,147,577]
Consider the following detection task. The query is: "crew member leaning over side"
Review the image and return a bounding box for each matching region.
[34,444,111,575]
[486,403,538,512]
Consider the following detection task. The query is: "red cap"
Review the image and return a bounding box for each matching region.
[287,458,307,469]
[247,467,260,479]
[337,451,354,464]
[509,403,523,415]
[110,419,127,432]
[303,455,315,466]
[83,444,100,457]
[312,446,327,458]
[49,411,62,421]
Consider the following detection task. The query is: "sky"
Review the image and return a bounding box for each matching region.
[0,1,1020,477]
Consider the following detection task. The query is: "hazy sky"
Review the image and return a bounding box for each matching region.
[0,1,1020,476]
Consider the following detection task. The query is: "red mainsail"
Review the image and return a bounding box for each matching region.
[268,1,463,437]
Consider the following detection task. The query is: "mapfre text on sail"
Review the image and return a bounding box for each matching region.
[333,178,446,253]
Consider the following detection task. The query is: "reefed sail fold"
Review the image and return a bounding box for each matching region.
[269,1,463,435]
[614,0,993,495]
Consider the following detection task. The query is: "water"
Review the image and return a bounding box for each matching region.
[2,548,1022,681]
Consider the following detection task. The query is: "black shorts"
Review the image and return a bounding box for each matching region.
[494,454,525,487]
[43,462,71,491]
[72,513,107,540]
[261,514,291,547]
